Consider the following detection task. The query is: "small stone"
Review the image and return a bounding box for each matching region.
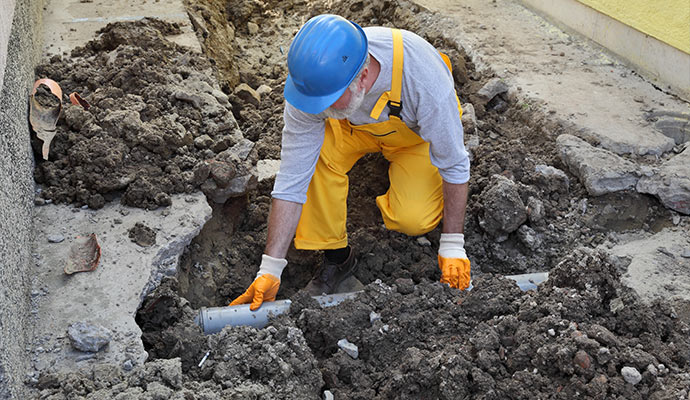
[395,278,414,295]
[234,83,261,107]
[672,215,681,225]
[573,350,591,369]
[547,329,555,336]
[194,134,214,149]
[369,311,381,323]
[122,359,134,371]
[681,249,690,258]
[477,78,509,103]
[609,297,624,314]
[34,197,46,206]
[621,366,642,385]
[67,322,112,352]
[337,338,359,359]
[247,22,259,35]
[646,364,658,376]
[323,390,334,400]
[47,234,65,243]
[416,236,431,246]
[256,84,273,98]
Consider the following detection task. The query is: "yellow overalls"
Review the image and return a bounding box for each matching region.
[294,29,463,250]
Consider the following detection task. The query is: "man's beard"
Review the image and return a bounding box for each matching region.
[323,83,366,120]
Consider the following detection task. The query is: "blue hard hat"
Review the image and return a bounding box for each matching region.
[284,14,368,114]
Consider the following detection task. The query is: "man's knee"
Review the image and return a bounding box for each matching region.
[384,210,441,236]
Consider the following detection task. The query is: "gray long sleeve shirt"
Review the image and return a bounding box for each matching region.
[272,27,470,204]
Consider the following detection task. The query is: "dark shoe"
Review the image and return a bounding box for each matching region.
[304,248,358,296]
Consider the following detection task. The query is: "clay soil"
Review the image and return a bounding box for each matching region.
[30,0,689,399]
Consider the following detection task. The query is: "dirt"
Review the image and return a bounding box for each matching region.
[33,19,243,210]
[28,0,690,398]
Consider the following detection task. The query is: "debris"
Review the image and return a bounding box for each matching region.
[128,222,156,247]
[256,159,281,182]
[29,78,63,160]
[461,103,478,134]
[67,322,112,352]
[337,338,359,359]
[478,174,527,238]
[234,83,261,107]
[621,366,642,385]
[64,233,101,275]
[47,234,65,243]
[637,148,690,214]
[68,92,90,109]
[416,236,431,246]
[557,134,639,196]
[198,351,210,368]
[323,390,334,400]
[476,77,509,103]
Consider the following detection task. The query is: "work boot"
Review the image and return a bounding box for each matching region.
[304,248,358,296]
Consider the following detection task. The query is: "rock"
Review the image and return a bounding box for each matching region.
[234,83,261,107]
[256,84,273,98]
[128,222,156,247]
[478,174,527,237]
[47,234,65,243]
[202,174,258,204]
[67,322,112,352]
[526,196,544,223]
[461,103,478,135]
[636,148,690,214]
[416,236,431,246]
[323,390,334,400]
[247,22,259,35]
[193,135,214,150]
[557,134,639,196]
[369,311,381,323]
[395,278,415,295]
[256,159,281,182]
[573,350,591,369]
[227,138,255,161]
[337,338,359,359]
[682,249,690,258]
[122,359,134,371]
[517,225,541,250]
[465,134,480,161]
[621,366,642,385]
[208,160,237,188]
[534,164,569,193]
[476,78,509,103]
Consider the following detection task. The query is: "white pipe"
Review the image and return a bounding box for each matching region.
[195,272,548,334]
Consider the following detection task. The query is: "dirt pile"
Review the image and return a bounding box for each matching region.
[36,248,690,399]
[33,19,246,209]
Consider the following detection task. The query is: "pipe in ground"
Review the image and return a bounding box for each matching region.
[196,272,548,334]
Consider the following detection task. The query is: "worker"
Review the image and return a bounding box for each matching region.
[230,14,471,310]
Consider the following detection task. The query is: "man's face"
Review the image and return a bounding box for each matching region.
[323,78,366,120]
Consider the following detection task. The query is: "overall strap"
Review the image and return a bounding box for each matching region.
[370,28,404,120]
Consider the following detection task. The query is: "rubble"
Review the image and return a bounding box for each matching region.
[557,134,640,196]
[637,148,690,214]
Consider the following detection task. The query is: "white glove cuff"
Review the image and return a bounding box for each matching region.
[256,254,288,280]
[439,233,467,259]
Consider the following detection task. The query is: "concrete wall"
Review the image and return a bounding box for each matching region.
[576,0,689,53]
[522,0,690,101]
[0,0,43,398]
[0,0,17,91]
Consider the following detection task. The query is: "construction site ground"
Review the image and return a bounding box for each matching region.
[26,0,690,398]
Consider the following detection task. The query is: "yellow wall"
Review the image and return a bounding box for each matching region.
[577,0,690,54]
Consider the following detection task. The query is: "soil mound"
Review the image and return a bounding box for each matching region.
[33,19,242,209]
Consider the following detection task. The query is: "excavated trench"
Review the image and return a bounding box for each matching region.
[30,0,690,398]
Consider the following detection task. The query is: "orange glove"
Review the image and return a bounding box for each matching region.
[438,233,471,290]
[229,255,287,310]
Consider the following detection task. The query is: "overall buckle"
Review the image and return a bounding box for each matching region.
[387,100,403,119]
